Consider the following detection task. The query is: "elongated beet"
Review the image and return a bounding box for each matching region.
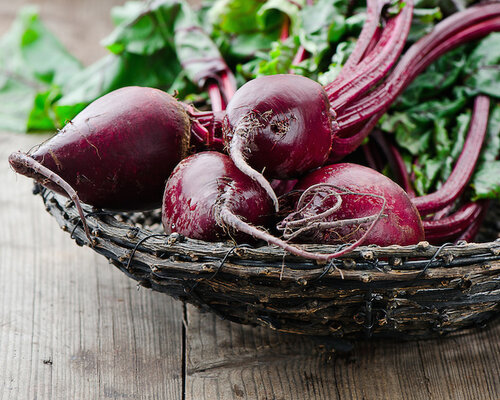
[9,86,191,211]
[278,163,424,247]
[222,74,336,210]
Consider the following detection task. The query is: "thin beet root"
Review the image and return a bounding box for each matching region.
[9,152,92,243]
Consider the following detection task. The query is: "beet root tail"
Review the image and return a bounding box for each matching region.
[8,151,93,244]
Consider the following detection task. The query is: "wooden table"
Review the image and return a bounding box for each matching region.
[1,1,499,399]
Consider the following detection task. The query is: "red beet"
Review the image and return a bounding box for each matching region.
[222,74,336,210]
[9,86,191,211]
[162,152,273,242]
[278,163,424,247]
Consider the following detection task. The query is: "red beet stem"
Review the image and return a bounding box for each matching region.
[280,15,290,41]
[8,151,93,243]
[412,96,490,215]
[423,201,483,238]
[457,200,490,243]
[183,104,225,150]
[329,114,380,161]
[328,0,390,86]
[288,1,314,69]
[336,8,500,131]
[330,9,500,158]
[220,70,237,101]
[327,0,413,109]
[207,81,225,111]
[424,200,489,243]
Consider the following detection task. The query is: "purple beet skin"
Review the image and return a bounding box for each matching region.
[9,86,191,211]
[279,163,424,247]
[223,74,335,179]
[162,152,273,242]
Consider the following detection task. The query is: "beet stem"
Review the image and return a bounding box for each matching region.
[456,200,490,243]
[330,10,500,157]
[423,201,483,237]
[327,0,413,109]
[336,11,500,131]
[330,114,379,161]
[412,96,490,215]
[8,151,93,243]
[207,81,225,111]
[330,0,390,85]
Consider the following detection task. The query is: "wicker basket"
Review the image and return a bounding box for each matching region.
[38,184,500,340]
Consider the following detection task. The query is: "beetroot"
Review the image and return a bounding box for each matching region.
[222,74,336,210]
[278,163,424,247]
[162,152,273,242]
[9,86,191,211]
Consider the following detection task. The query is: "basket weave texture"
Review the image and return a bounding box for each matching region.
[39,185,500,339]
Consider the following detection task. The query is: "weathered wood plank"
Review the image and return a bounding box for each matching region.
[185,303,500,400]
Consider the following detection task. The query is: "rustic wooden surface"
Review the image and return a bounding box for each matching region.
[1,1,500,399]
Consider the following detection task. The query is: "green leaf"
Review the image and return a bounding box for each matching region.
[0,6,82,132]
[471,161,500,200]
[102,1,178,56]
[317,41,355,85]
[464,33,500,98]
[298,0,347,70]
[394,47,467,109]
[256,38,297,76]
[55,49,188,125]
[479,103,500,162]
[257,0,304,33]
[172,0,230,86]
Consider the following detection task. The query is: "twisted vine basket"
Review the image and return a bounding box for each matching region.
[38,185,500,340]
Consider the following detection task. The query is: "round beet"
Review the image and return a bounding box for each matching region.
[279,163,424,247]
[222,74,336,210]
[162,152,273,242]
[9,86,191,211]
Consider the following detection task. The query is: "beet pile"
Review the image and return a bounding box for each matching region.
[8,1,500,260]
